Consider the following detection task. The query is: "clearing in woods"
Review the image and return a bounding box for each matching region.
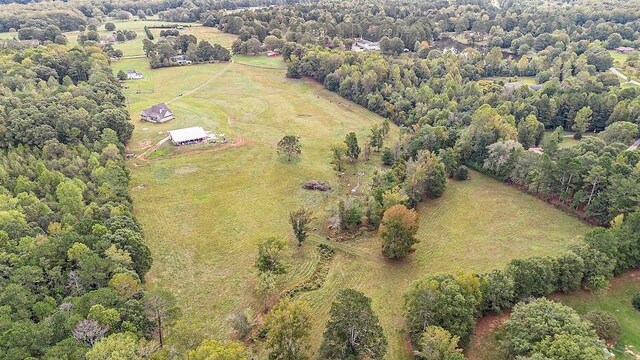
[117,25,593,359]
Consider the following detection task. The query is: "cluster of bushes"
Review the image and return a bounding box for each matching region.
[159,29,179,37]
[113,29,137,42]
[403,210,640,354]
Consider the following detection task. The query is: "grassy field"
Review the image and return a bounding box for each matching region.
[107,23,595,358]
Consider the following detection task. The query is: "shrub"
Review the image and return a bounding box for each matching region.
[632,292,640,311]
[583,311,621,344]
[454,165,469,180]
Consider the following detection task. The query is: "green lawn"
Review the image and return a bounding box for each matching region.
[233,55,287,69]
[116,25,593,359]
[552,271,640,359]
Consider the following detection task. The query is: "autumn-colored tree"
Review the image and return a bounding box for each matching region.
[379,205,419,259]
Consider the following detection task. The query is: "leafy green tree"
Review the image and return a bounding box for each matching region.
[554,252,585,293]
[379,205,419,259]
[277,135,301,161]
[344,132,361,162]
[532,333,607,359]
[264,299,312,360]
[289,207,313,247]
[255,237,288,274]
[508,256,557,299]
[414,326,464,360]
[117,70,127,81]
[86,333,137,360]
[572,106,593,140]
[104,22,116,31]
[369,124,384,152]
[517,114,545,149]
[319,289,387,360]
[501,298,600,357]
[189,339,247,360]
[481,270,514,314]
[144,290,181,347]
[55,180,85,217]
[599,121,639,145]
[404,273,478,346]
[331,145,347,175]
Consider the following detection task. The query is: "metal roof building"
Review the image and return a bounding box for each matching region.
[168,127,208,146]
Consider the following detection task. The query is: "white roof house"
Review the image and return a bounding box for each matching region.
[168,127,208,146]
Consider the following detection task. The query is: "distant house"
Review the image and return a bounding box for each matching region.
[615,46,636,54]
[168,127,208,146]
[141,103,174,123]
[170,55,192,65]
[353,38,380,51]
[266,50,280,57]
[126,70,144,80]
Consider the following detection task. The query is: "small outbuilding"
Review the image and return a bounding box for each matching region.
[126,70,144,80]
[168,127,208,146]
[141,103,174,123]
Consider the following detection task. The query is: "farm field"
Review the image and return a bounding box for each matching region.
[114,24,593,359]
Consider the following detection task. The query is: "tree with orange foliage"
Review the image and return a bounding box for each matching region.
[379,205,419,259]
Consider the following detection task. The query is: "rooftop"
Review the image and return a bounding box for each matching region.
[168,127,207,143]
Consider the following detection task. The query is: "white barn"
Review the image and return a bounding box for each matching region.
[168,127,208,146]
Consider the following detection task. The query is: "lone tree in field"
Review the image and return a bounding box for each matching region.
[344,132,361,162]
[105,22,116,31]
[255,237,288,274]
[264,299,312,360]
[379,205,419,259]
[277,135,301,161]
[369,124,384,152]
[331,145,346,175]
[116,70,127,81]
[144,290,181,348]
[289,207,313,246]
[319,289,387,360]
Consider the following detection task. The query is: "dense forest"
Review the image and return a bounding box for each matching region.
[0,44,162,358]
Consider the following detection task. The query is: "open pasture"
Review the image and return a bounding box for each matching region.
[114,23,594,359]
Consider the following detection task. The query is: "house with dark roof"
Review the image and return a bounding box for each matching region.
[140,103,174,123]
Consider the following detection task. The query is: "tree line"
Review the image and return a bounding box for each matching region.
[0,42,182,358]
[142,34,231,68]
